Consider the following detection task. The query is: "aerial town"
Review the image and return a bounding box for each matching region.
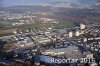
[0,13,100,66]
[0,0,100,66]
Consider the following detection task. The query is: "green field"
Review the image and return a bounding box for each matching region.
[52,22,75,29]
[0,22,76,30]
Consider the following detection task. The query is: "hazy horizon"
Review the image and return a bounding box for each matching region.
[0,0,98,5]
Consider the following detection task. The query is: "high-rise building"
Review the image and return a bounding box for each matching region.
[80,23,85,30]
[75,31,80,36]
[68,31,73,37]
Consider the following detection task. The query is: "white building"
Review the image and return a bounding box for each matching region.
[13,31,17,34]
[75,31,80,36]
[80,23,85,30]
[68,31,73,37]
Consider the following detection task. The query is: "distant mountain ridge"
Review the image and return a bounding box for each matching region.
[0,0,99,10]
[3,0,97,5]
